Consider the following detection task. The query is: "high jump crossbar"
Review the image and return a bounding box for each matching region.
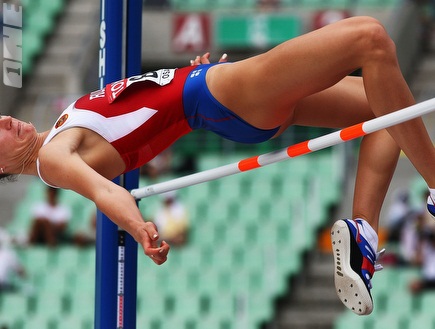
[131,97,435,200]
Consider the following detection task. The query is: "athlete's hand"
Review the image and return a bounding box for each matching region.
[190,52,228,66]
[136,221,170,265]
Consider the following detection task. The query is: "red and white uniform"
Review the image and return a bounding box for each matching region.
[42,66,194,173]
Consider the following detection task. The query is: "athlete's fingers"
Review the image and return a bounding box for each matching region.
[143,221,160,247]
[190,53,227,66]
[137,222,170,265]
[190,52,211,66]
[190,55,202,66]
[218,53,228,63]
[148,241,170,265]
[200,52,211,64]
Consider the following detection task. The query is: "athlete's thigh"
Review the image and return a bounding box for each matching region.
[207,17,380,129]
[290,75,374,129]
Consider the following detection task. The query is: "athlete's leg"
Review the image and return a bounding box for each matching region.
[278,45,408,313]
[352,131,400,232]
[285,65,401,315]
[208,15,435,187]
[206,16,427,315]
[289,75,400,232]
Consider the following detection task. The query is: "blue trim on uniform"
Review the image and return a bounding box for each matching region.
[182,63,280,144]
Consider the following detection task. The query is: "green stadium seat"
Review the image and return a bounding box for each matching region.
[71,269,95,293]
[0,294,30,319]
[22,247,55,273]
[36,268,71,295]
[246,291,275,327]
[395,268,420,292]
[268,199,292,222]
[214,0,242,9]
[0,316,14,329]
[371,266,397,297]
[26,9,54,36]
[19,314,56,329]
[334,310,370,329]
[371,313,405,329]
[207,293,236,318]
[22,31,44,74]
[329,0,351,8]
[194,315,224,329]
[417,292,435,314]
[20,0,66,76]
[406,314,435,329]
[384,290,415,315]
[20,0,39,11]
[34,291,67,318]
[54,315,84,329]
[218,180,245,203]
[38,0,65,17]
[173,293,205,319]
[67,291,94,319]
[275,245,302,278]
[280,177,306,202]
[191,268,229,294]
[162,315,191,329]
[237,198,264,221]
[217,221,248,246]
[357,0,399,7]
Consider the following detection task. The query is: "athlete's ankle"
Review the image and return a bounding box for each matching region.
[350,218,379,252]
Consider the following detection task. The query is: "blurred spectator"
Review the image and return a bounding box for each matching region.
[173,154,198,176]
[0,229,25,293]
[140,149,173,180]
[386,188,413,243]
[153,191,189,247]
[416,0,435,52]
[395,190,435,266]
[28,187,72,247]
[399,209,426,266]
[409,228,435,294]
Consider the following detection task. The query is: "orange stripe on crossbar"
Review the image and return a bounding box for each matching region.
[287,141,311,157]
[238,156,261,172]
[340,123,365,141]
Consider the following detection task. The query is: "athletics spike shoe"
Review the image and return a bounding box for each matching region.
[330,219,383,315]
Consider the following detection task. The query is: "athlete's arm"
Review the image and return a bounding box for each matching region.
[38,144,170,265]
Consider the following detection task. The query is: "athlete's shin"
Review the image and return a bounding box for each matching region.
[352,130,400,232]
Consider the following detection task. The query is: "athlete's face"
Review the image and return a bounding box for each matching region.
[0,115,37,171]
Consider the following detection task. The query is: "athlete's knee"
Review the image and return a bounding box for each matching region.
[351,16,397,64]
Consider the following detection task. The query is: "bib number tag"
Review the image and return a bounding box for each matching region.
[106,68,175,103]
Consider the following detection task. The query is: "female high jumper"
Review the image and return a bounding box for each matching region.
[1,16,434,315]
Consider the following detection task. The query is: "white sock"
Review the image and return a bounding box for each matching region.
[429,188,435,202]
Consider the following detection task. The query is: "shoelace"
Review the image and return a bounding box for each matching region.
[374,248,385,272]
[365,248,385,289]
[353,219,384,270]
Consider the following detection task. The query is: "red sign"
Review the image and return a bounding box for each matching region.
[172,13,211,53]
